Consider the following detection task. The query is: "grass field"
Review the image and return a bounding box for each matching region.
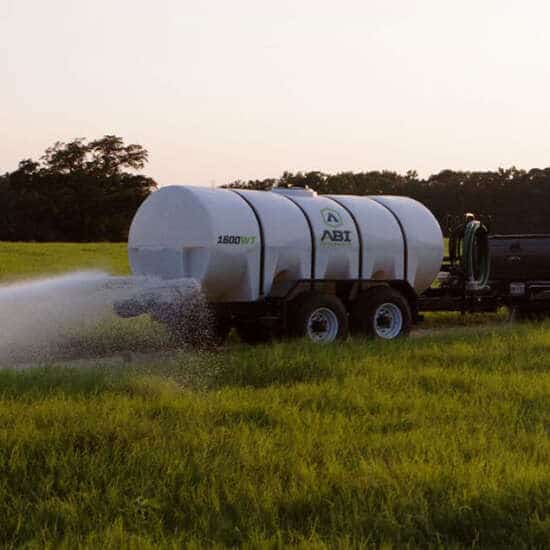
[0,243,549,547]
[0,242,129,282]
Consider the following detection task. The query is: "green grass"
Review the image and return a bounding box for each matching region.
[1,241,549,547]
[0,242,129,282]
[1,328,550,547]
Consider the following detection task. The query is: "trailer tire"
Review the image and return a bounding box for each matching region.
[351,287,411,339]
[289,292,349,343]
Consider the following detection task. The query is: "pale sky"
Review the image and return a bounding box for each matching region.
[2,0,550,185]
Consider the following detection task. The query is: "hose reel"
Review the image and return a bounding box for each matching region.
[449,216,491,291]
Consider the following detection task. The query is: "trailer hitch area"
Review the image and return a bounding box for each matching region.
[113,278,201,319]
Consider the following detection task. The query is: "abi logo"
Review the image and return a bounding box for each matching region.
[321,229,352,243]
[320,207,351,244]
[321,208,342,228]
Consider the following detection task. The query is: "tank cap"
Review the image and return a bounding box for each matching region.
[271,186,317,198]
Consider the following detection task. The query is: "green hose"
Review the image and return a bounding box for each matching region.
[463,220,490,290]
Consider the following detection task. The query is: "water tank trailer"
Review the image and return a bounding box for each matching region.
[115,185,444,343]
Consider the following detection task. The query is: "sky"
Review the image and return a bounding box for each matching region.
[2,0,550,186]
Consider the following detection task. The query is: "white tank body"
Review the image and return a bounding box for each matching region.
[326,195,405,281]
[328,195,444,292]
[271,187,360,280]
[128,185,444,302]
[128,186,261,302]
[231,188,311,295]
[369,195,444,291]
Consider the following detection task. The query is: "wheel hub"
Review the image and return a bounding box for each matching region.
[374,303,403,339]
[306,307,339,343]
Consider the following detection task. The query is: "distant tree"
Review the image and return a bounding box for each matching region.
[3,137,550,242]
[0,136,156,242]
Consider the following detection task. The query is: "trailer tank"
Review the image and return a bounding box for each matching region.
[128,186,443,302]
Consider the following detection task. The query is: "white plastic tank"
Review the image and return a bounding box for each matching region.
[128,185,444,302]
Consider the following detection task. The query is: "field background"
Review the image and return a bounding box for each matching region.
[0,243,549,547]
[0,242,129,282]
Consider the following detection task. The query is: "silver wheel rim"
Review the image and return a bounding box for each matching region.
[374,303,403,339]
[306,307,339,343]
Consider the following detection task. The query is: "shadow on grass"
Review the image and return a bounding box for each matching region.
[0,364,131,399]
[206,339,380,389]
[208,320,550,389]
[2,319,547,397]
[0,350,221,399]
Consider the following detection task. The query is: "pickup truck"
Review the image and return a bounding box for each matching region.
[489,234,550,317]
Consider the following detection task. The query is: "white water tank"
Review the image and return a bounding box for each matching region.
[128,186,444,302]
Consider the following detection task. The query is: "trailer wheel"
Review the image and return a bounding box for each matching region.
[351,287,411,339]
[290,292,349,343]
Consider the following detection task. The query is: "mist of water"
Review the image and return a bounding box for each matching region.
[0,271,207,366]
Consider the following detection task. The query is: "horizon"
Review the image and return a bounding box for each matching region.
[3,1,550,185]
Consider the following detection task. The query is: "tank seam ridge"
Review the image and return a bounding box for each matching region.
[230,190,266,297]
[368,197,408,282]
[274,192,316,281]
[325,196,363,280]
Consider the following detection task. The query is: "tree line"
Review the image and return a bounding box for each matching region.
[0,136,157,242]
[1,136,549,241]
[226,169,550,235]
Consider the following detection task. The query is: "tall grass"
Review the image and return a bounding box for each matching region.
[1,324,549,547]
[0,240,547,546]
